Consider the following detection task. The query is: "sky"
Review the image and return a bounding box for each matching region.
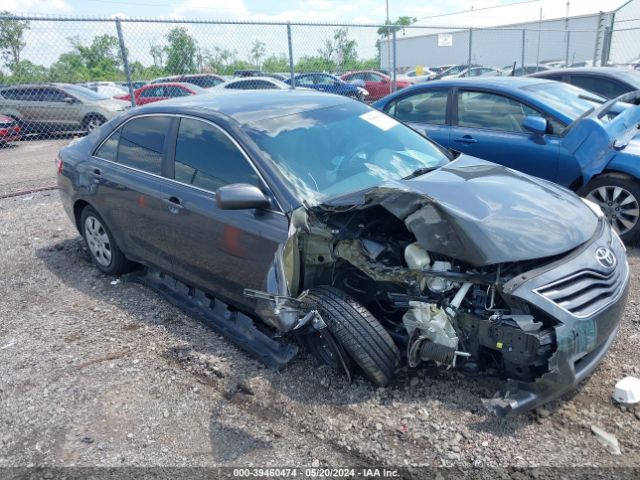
[2,0,632,71]
[2,0,629,25]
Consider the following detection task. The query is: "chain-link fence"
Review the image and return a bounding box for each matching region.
[0,13,638,138]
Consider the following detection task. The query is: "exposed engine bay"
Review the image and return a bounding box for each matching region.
[285,204,558,384]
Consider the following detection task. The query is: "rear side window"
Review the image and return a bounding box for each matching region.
[173,118,258,192]
[95,116,170,174]
[568,75,629,99]
[385,89,448,125]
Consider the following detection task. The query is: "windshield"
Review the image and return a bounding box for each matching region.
[188,76,223,88]
[63,84,110,101]
[246,102,449,204]
[522,82,606,122]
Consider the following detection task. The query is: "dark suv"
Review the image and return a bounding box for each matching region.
[56,90,629,416]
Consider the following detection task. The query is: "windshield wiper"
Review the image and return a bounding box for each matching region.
[402,166,439,180]
[578,94,605,104]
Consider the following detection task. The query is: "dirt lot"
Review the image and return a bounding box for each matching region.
[1,140,639,475]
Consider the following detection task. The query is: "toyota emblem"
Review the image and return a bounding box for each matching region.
[595,247,617,270]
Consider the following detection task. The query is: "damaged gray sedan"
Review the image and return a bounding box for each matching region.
[57,90,630,416]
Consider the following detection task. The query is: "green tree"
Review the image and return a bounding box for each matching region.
[149,43,164,69]
[248,39,266,69]
[164,27,197,75]
[49,52,89,82]
[376,16,416,37]
[7,60,48,83]
[262,54,288,73]
[318,28,357,72]
[295,55,334,73]
[0,12,29,71]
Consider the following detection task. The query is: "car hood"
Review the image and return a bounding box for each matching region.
[562,94,640,181]
[318,156,598,266]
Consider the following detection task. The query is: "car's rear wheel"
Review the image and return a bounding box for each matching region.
[82,115,106,133]
[580,173,640,243]
[301,286,399,387]
[80,206,133,275]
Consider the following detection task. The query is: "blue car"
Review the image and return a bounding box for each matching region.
[285,72,368,101]
[373,78,640,242]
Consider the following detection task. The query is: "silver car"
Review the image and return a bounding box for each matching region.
[0,83,129,135]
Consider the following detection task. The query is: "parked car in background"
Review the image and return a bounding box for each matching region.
[214,77,291,90]
[374,78,640,241]
[57,89,629,417]
[501,64,551,76]
[0,114,20,144]
[431,64,481,80]
[285,73,368,100]
[149,74,224,89]
[115,82,207,105]
[529,67,640,99]
[83,82,128,98]
[405,69,436,83]
[232,70,286,81]
[120,81,148,90]
[0,83,129,134]
[340,70,412,101]
[447,66,501,78]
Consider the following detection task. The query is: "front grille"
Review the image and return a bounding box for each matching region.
[534,266,626,318]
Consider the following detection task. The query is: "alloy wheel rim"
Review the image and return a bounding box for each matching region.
[586,185,640,236]
[84,216,112,267]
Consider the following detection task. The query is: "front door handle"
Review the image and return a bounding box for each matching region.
[89,168,102,183]
[454,135,478,144]
[163,196,184,213]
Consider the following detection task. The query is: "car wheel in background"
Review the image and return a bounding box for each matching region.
[80,206,134,275]
[580,173,640,243]
[301,286,400,387]
[82,115,106,133]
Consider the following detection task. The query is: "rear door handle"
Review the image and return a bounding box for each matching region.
[163,196,184,213]
[89,168,102,183]
[454,135,478,144]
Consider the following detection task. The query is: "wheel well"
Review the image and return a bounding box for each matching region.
[73,200,90,231]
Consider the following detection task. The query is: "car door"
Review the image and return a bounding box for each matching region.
[381,88,451,148]
[451,89,561,181]
[366,72,391,100]
[159,116,289,309]
[90,114,175,272]
[43,87,80,128]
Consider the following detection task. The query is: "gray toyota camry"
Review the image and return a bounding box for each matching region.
[56,90,629,416]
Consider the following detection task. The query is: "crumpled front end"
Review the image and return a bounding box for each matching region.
[484,219,630,415]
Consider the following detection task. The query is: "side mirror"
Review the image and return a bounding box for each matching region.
[64,96,75,103]
[216,183,270,210]
[522,115,547,135]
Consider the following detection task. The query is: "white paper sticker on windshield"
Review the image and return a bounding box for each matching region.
[360,110,399,131]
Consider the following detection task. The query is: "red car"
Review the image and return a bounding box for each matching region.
[115,82,207,105]
[0,114,20,144]
[340,70,412,101]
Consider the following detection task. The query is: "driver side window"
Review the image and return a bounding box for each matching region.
[457,91,545,133]
[173,118,259,192]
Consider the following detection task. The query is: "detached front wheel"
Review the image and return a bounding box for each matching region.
[581,173,640,243]
[301,286,399,387]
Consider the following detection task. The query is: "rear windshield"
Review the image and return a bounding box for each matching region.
[522,82,605,122]
[187,76,223,88]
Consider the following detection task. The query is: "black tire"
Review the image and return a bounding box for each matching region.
[301,286,399,387]
[80,206,133,275]
[82,114,106,133]
[579,173,640,243]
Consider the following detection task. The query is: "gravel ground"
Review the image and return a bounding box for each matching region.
[1,142,639,474]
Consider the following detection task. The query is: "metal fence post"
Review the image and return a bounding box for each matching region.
[115,18,135,107]
[600,26,612,66]
[287,23,295,88]
[521,29,526,68]
[467,28,473,73]
[593,11,604,65]
[391,29,397,93]
[564,31,571,67]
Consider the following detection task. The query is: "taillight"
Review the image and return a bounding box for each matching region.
[56,156,63,175]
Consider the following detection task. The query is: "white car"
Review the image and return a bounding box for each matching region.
[406,69,436,83]
[214,76,292,90]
